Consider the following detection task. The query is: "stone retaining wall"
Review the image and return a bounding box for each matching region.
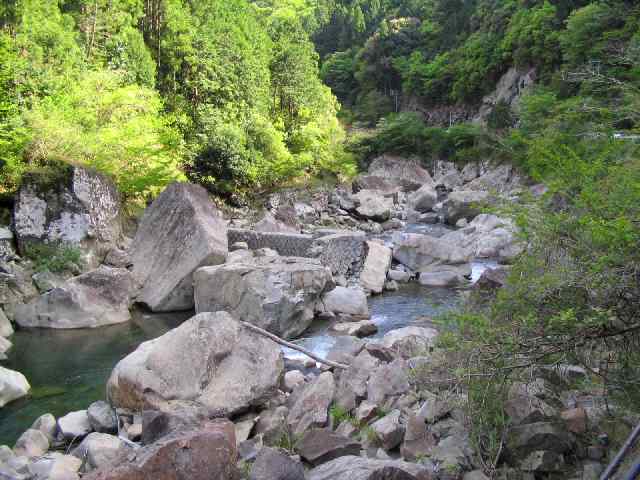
[227,229,365,276]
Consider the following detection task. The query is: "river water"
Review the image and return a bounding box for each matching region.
[0,240,497,446]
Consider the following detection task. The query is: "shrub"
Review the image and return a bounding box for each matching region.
[24,242,83,274]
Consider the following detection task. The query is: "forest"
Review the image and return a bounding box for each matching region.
[1,0,640,472]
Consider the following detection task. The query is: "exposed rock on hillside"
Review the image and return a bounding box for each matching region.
[14,166,122,267]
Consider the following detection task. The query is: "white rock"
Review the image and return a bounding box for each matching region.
[321,286,369,317]
[0,366,30,408]
[360,242,392,294]
[58,410,92,441]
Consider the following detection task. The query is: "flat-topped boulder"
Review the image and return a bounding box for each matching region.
[107,312,283,416]
[14,166,122,267]
[392,232,472,272]
[194,253,334,339]
[14,266,133,329]
[130,182,227,312]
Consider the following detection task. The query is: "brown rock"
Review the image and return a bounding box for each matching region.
[297,428,361,466]
[82,420,238,480]
[561,407,587,435]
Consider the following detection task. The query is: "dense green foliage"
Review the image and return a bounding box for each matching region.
[315,0,639,125]
[0,0,354,202]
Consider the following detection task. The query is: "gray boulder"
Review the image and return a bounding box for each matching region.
[360,242,392,294]
[321,286,369,318]
[87,401,117,433]
[0,307,13,337]
[366,155,434,192]
[107,312,283,417]
[14,266,133,329]
[371,410,405,451]
[330,320,378,338]
[14,429,49,458]
[194,255,333,339]
[130,182,227,312]
[58,410,92,441]
[352,190,393,222]
[381,327,438,358]
[506,422,574,458]
[297,428,361,466]
[408,184,438,213]
[418,265,471,287]
[31,413,58,443]
[334,350,380,411]
[72,433,126,471]
[392,233,472,272]
[13,166,122,267]
[0,366,30,408]
[441,190,490,225]
[287,372,335,436]
[367,359,410,405]
[307,455,433,480]
[250,447,305,480]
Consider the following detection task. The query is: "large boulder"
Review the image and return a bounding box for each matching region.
[381,327,438,358]
[418,265,471,287]
[13,166,122,267]
[194,254,333,339]
[440,190,490,225]
[392,233,472,272]
[130,182,227,312]
[58,410,92,441]
[360,242,392,294]
[321,286,369,317]
[364,155,434,192]
[107,312,284,417]
[352,190,393,222]
[0,366,30,407]
[408,184,438,213]
[307,456,433,480]
[14,266,133,329]
[249,447,305,480]
[82,420,238,480]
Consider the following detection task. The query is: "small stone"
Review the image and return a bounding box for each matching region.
[58,410,92,442]
[587,445,605,461]
[384,280,399,292]
[250,447,305,480]
[296,428,361,466]
[330,320,378,338]
[0,308,13,337]
[125,423,141,441]
[234,416,257,445]
[283,370,305,393]
[14,429,49,458]
[87,401,117,434]
[335,421,358,438]
[31,413,58,443]
[370,410,404,451]
[0,445,14,462]
[31,270,63,293]
[356,402,378,425]
[388,269,411,283]
[104,248,131,268]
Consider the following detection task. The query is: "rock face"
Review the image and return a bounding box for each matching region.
[13,166,122,267]
[194,254,333,339]
[441,190,490,225]
[360,242,392,294]
[107,312,283,416]
[0,366,30,407]
[321,286,369,317]
[82,420,238,480]
[307,456,433,480]
[14,266,133,329]
[130,182,228,312]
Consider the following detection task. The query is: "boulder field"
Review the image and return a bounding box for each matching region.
[0,158,578,480]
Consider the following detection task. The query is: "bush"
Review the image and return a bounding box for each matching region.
[24,242,83,274]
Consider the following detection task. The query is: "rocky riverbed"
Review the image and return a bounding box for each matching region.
[0,157,610,480]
